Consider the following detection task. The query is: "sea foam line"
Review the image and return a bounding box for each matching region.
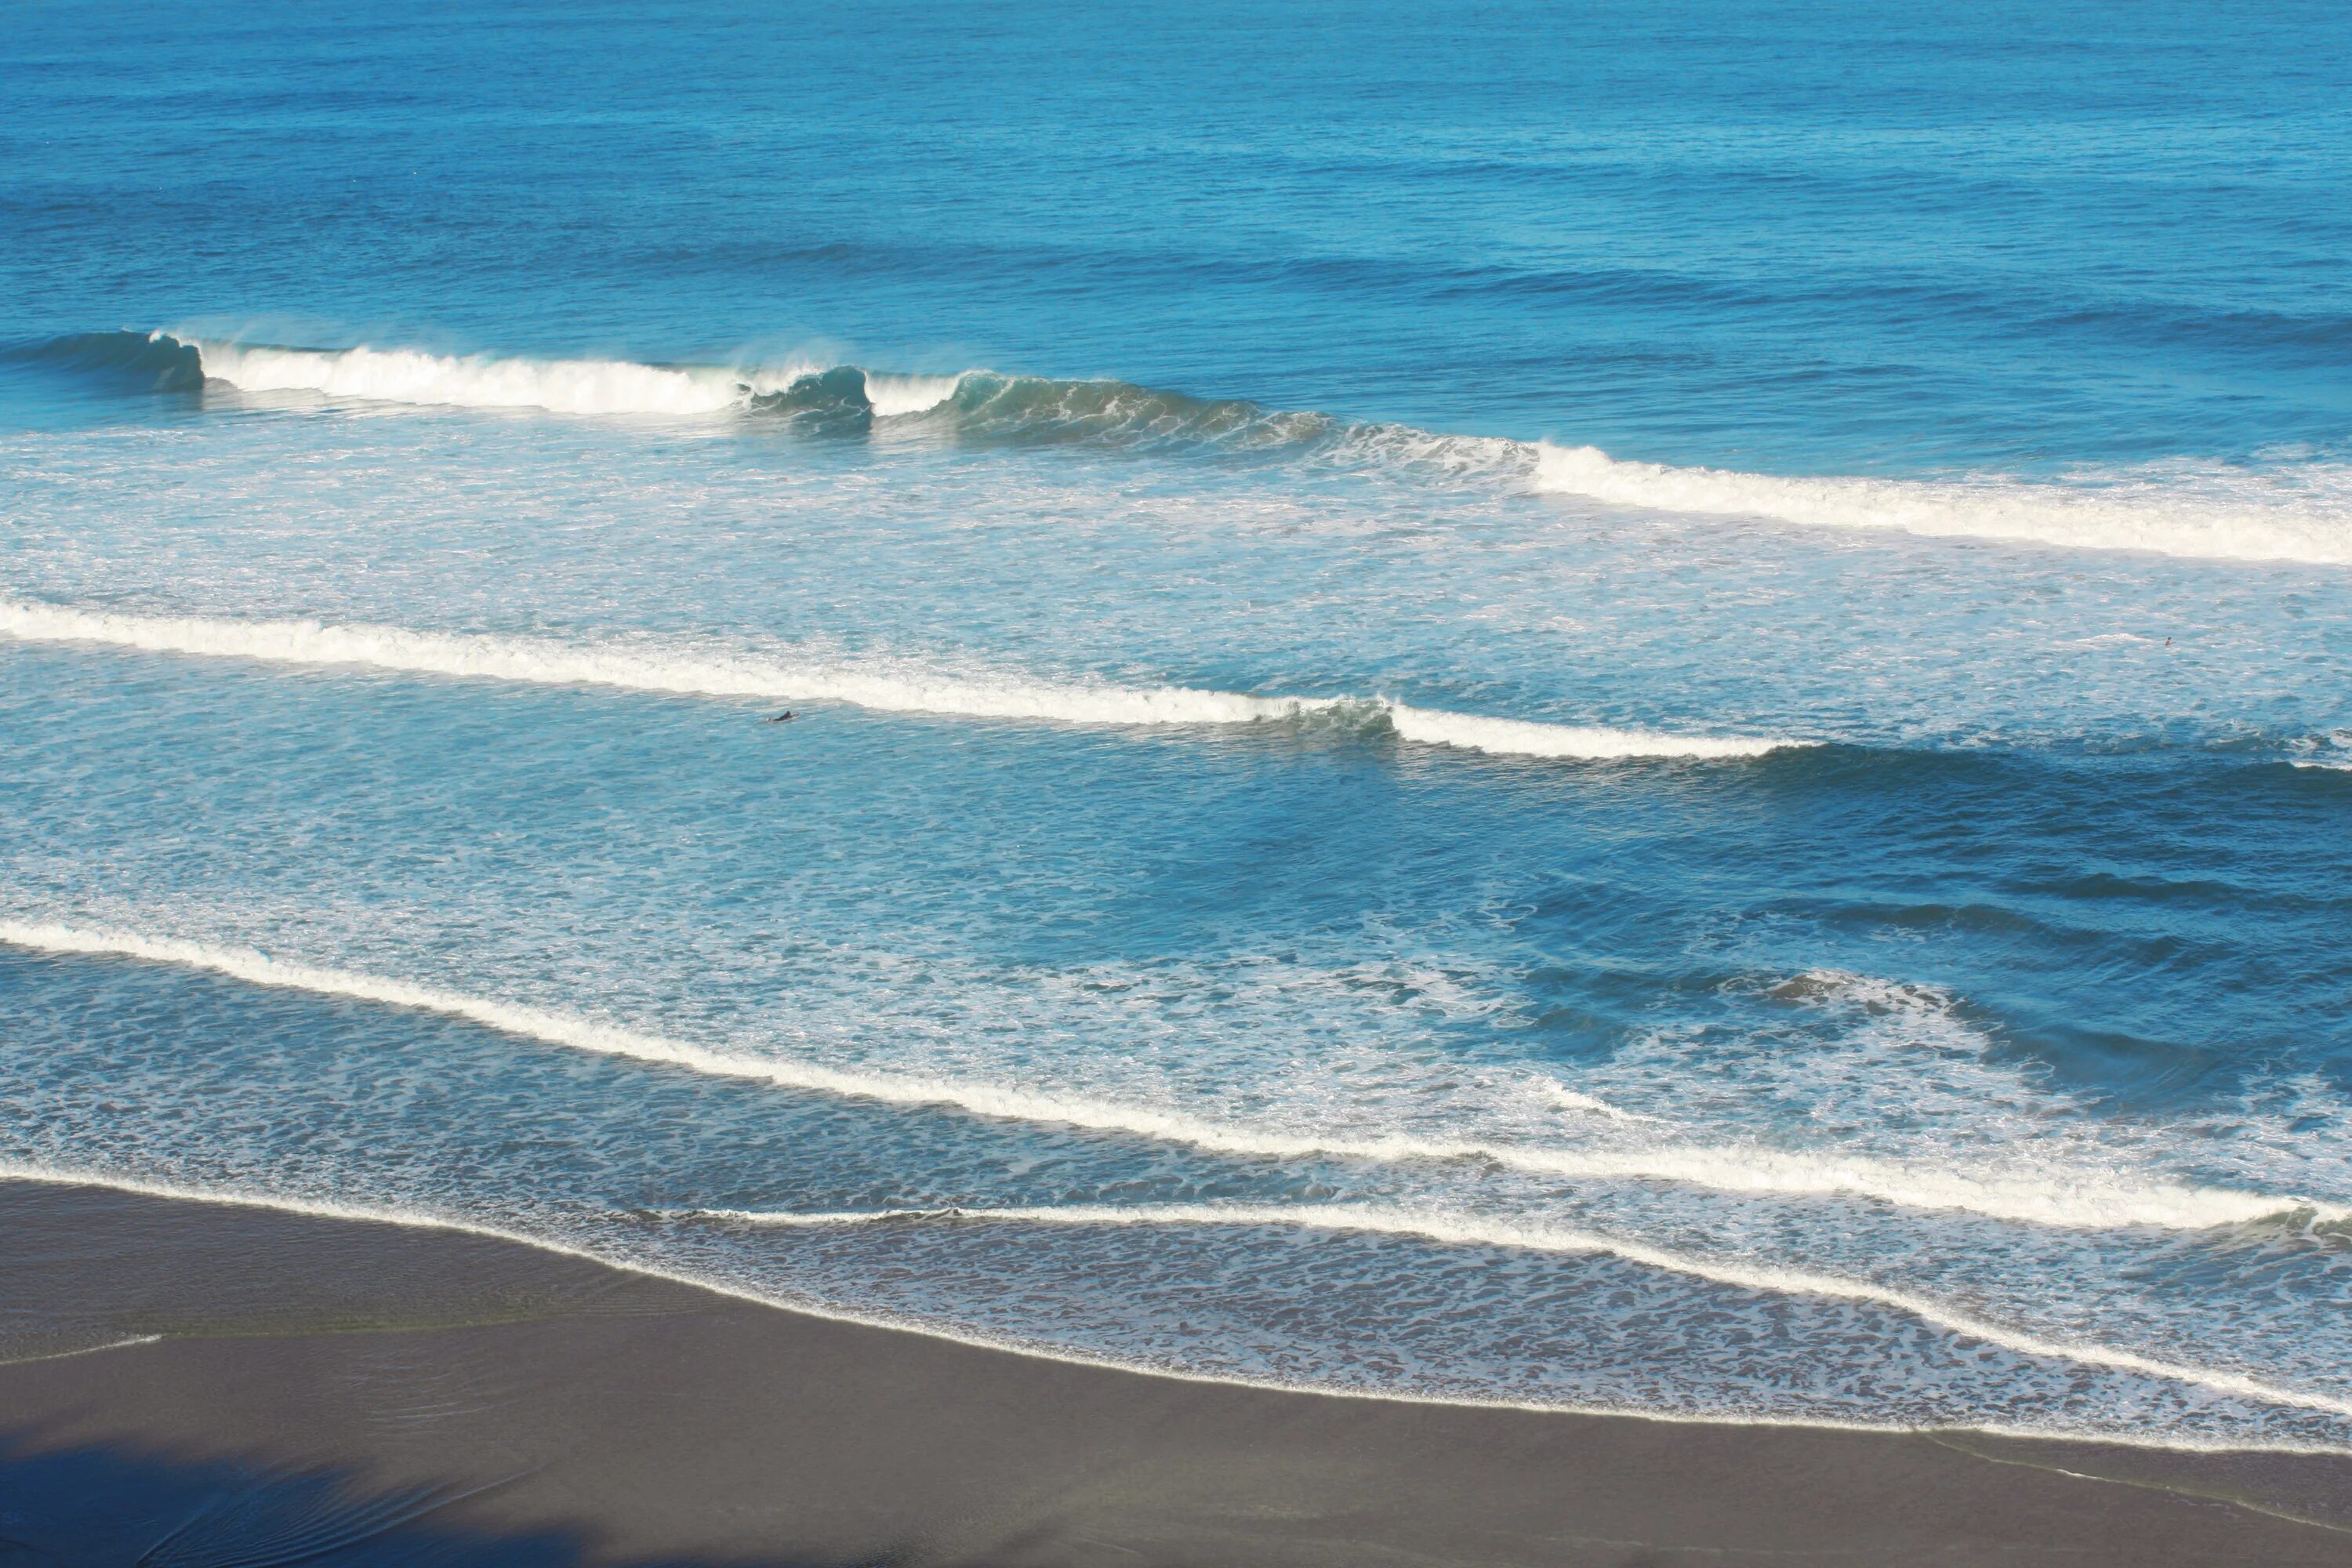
[0,920,2332,1232]
[684,1200,2352,1422]
[0,598,1794,760]
[8,1165,2339,1451]
[1533,445,2352,567]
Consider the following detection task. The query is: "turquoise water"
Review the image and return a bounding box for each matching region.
[2,0,2350,1446]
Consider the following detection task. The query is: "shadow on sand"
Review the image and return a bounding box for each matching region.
[0,1433,866,1568]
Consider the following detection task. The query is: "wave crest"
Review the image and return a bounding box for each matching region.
[33,332,2352,564]
[0,598,1795,761]
[187,336,796,416]
[5,330,206,390]
[147,333,1341,452]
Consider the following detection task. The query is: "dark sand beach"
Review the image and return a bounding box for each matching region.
[2,1178,2347,1566]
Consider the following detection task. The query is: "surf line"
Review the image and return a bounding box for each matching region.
[67,331,2352,565]
[685,1200,2352,1424]
[7,1164,2343,1452]
[114,332,2352,567]
[1,920,2336,1233]
[0,598,1795,761]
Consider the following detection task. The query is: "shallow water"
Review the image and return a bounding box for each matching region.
[2,0,2349,1449]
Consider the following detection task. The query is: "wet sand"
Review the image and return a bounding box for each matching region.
[2,1178,2347,1566]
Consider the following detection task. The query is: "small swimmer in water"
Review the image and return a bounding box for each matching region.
[766,710,797,724]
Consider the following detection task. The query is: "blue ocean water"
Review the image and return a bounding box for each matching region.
[2,0,2350,1446]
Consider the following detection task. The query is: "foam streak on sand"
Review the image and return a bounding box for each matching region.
[686,1201,2352,1422]
[0,920,2331,1232]
[0,599,1793,760]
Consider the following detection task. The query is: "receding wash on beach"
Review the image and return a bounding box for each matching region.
[3,2,2349,1563]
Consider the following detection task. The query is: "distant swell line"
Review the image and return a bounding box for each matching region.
[0,920,2332,1233]
[684,1201,2352,1422]
[0,599,1795,760]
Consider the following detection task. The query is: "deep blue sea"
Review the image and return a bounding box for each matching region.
[3,0,2350,1447]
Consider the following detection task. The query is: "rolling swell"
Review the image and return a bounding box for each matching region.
[757,366,1344,449]
[31,332,2352,564]
[4,330,205,391]
[118,332,1348,452]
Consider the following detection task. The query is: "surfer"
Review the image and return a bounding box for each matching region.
[767,710,797,724]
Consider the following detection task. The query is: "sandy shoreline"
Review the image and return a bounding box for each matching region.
[2,1178,2347,1566]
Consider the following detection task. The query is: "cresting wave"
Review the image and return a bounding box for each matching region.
[0,598,1795,760]
[8,1167,2338,1452]
[0,920,2333,1232]
[31,330,2351,564]
[683,1202,2352,1423]
[183,336,853,417]
[125,332,1345,448]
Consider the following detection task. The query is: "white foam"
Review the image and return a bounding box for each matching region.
[2285,730,2352,771]
[1388,702,1782,760]
[862,371,965,417]
[1,920,2330,1232]
[1533,443,2352,566]
[183,338,788,416]
[685,1200,2352,1421]
[1528,1078,1653,1122]
[180,337,975,421]
[0,598,1795,760]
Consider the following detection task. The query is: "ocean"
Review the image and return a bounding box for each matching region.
[3,0,2349,1449]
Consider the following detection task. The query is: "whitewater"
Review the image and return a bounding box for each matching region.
[0,598,1794,760]
[149,334,2352,566]
[7,2,2352,1458]
[1,920,2330,1233]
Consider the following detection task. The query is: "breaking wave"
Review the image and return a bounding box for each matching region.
[133,332,1338,449]
[33,332,2352,563]
[1534,444,2352,566]
[0,920,2333,1232]
[0,598,1795,760]
[183,336,787,416]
